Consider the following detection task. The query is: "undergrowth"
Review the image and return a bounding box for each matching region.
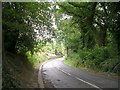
[26,51,48,66]
[64,45,120,76]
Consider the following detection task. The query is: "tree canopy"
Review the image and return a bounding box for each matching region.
[3,2,120,75]
[54,2,120,73]
[3,2,53,54]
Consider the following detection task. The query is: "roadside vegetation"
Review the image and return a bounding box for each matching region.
[2,2,120,88]
[2,2,61,88]
[54,2,120,76]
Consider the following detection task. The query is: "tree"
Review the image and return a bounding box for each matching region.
[3,2,52,55]
[54,2,120,73]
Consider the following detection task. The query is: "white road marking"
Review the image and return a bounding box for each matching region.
[56,67,103,90]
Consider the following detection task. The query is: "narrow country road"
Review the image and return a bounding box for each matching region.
[41,57,119,89]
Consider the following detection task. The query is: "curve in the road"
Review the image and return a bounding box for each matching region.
[41,57,119,89]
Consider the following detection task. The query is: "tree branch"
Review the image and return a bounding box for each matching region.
[58,4,82,18]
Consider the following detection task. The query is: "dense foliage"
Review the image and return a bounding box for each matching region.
[3,2,120,88]
[3,2,52,55]
[54,2,120,74]
[2,2,54,88]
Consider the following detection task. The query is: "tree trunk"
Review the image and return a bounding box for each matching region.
[98,28,107,47]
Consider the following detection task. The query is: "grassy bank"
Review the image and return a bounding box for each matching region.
[26,51,48,66]
[64,59,119,79]
[3,50,58,88]
[3,52,40,88]
[64,46,120,78]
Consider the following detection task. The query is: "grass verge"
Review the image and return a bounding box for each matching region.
[64,58,119,79]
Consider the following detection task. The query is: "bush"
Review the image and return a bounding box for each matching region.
[100,56,120,73]
[65,51,82,67]
[65,45,120,74]
[26,51,48,66]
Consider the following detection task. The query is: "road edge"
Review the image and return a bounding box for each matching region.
[38,56,63,88]
[38,60,48,88]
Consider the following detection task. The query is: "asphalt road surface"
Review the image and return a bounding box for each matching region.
[42,57,119,89]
